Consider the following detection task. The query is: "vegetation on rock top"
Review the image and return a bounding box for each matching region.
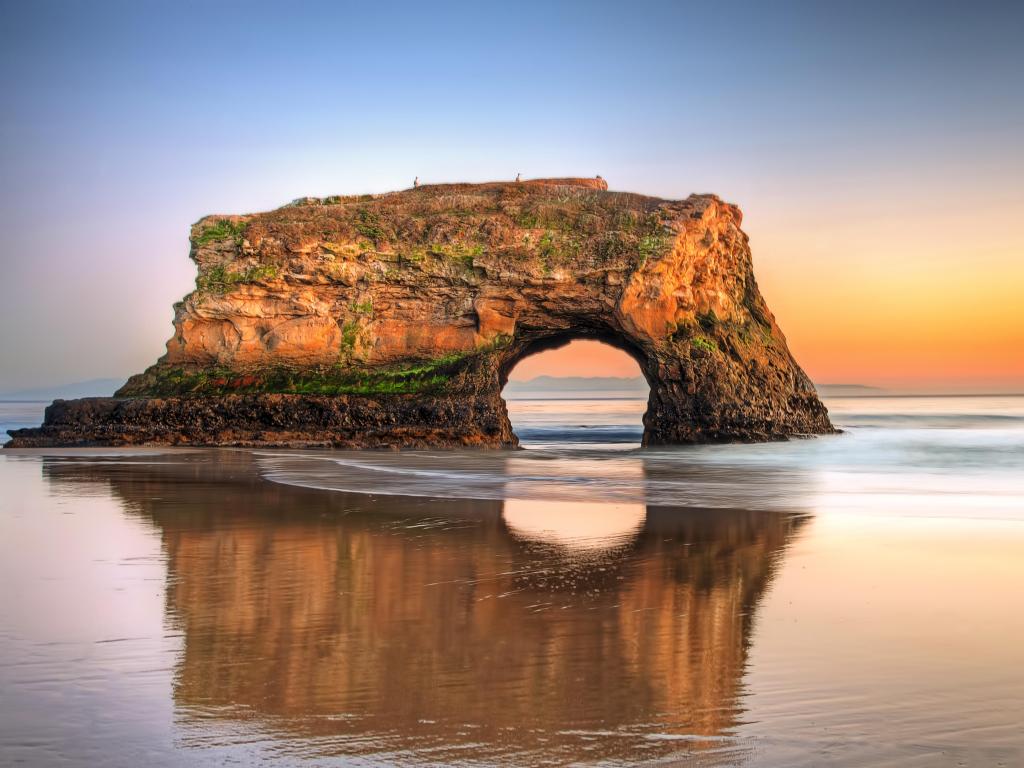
[230,181,680,276]
[193,219,248,247]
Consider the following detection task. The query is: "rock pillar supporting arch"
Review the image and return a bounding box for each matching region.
[487,298,829,446]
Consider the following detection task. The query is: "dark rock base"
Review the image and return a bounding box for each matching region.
[6,387,836,449]
[5,394,517,449]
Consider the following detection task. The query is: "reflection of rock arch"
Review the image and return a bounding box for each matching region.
[40,453,806,763]
[502,499,646,551]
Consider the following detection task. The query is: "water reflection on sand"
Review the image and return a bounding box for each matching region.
[36,450,805,765]
[3,432,1022,766]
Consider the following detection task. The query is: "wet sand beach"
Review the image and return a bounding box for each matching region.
[1,396,1022,766]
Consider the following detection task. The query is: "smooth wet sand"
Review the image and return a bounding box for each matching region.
[1,445,1022,766]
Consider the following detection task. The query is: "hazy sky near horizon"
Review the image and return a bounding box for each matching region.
[1,0,1022,392]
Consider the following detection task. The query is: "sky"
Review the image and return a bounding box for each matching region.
[0,0,1021,393]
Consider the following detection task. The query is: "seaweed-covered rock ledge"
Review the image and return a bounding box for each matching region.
[7,177,833,448]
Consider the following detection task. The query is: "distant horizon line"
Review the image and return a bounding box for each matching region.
[9,393,1023,403]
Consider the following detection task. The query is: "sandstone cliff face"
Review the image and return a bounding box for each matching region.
[8,177,832,448]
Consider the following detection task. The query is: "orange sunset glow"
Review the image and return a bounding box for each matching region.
[510,198,1024,392]
[752,194,1024,392]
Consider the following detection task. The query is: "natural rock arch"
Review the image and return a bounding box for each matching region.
[498,331,651,440]
[8,177,833,448]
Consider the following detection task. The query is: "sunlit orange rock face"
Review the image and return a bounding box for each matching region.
[8,177,832,447]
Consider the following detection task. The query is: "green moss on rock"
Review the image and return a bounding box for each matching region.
[197,264,278,294]
[193,219,248,247]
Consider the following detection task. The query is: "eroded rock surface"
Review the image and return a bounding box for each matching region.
[8,177,833,448]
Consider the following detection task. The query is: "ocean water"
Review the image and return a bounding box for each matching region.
[0,400,48,445]
[1,396,1022,766]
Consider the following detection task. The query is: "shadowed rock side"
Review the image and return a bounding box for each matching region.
[9,177,832,447]
[39,451,806,763]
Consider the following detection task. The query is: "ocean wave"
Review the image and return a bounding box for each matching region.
[255,415,1024,520]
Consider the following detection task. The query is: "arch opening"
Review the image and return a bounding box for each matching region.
[500,336,651,449]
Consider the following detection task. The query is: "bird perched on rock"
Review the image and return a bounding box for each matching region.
[596,174,603,181]
[413,176,419,188]
[515,173,521,182]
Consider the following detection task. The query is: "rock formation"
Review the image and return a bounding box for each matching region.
[8,177,832,447]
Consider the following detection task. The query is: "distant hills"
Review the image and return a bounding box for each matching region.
[0,378,124,401]
[814,383,887,397]
[503,376,649,399]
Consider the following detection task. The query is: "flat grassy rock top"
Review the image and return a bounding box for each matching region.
[189,176,726,276]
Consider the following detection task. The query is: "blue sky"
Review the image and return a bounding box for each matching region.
[1,1,1021,390]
